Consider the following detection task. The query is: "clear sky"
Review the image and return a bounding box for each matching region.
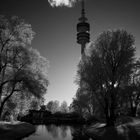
[0,0,140,105]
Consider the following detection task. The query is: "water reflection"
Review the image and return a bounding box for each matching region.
[22,124,91,140]
[60,125,68,138]
[71,125,90,140]
[45,125,58,138]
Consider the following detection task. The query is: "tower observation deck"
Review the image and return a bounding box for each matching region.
[77,0,90,55]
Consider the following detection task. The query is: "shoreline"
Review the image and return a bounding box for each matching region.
[0,121,35,140]
[85,118,140,140]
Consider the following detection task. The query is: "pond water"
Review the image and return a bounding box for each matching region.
[22,124,93,140]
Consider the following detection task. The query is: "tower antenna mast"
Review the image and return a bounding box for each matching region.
[81,0,85,19]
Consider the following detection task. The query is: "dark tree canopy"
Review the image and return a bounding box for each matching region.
[73,29,136,126]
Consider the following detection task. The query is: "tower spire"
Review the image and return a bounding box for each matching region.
[77,0,90,55]
[79,0,87,23]
[82,0,85,18]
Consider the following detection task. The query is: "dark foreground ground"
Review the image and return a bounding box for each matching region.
[0,121,35,140]
[1,117,140,140]
[86,117,140,140]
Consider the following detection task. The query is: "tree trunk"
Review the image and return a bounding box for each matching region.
[131,106,137,117]
[0,102,5,120]
[105,109,115,126]
[105,99,116,126]
[0,107,2,119]
[104,99,114,126]
[109,107,115,126]
[106,117,115,126]
[0,89,15,119]
[107,87,116,127]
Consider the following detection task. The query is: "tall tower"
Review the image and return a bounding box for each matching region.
[77,0,90,56]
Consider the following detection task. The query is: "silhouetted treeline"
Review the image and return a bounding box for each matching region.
[18,110,86,124]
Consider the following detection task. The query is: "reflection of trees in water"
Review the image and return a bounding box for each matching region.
[21,125,93,140]
[44,125,68,138]
[60,125,68,138]
[71,125,90,140]
[43,124,91,140]
[45,125,58,138]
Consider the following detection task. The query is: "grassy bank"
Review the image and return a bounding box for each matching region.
[0,121,35,140]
